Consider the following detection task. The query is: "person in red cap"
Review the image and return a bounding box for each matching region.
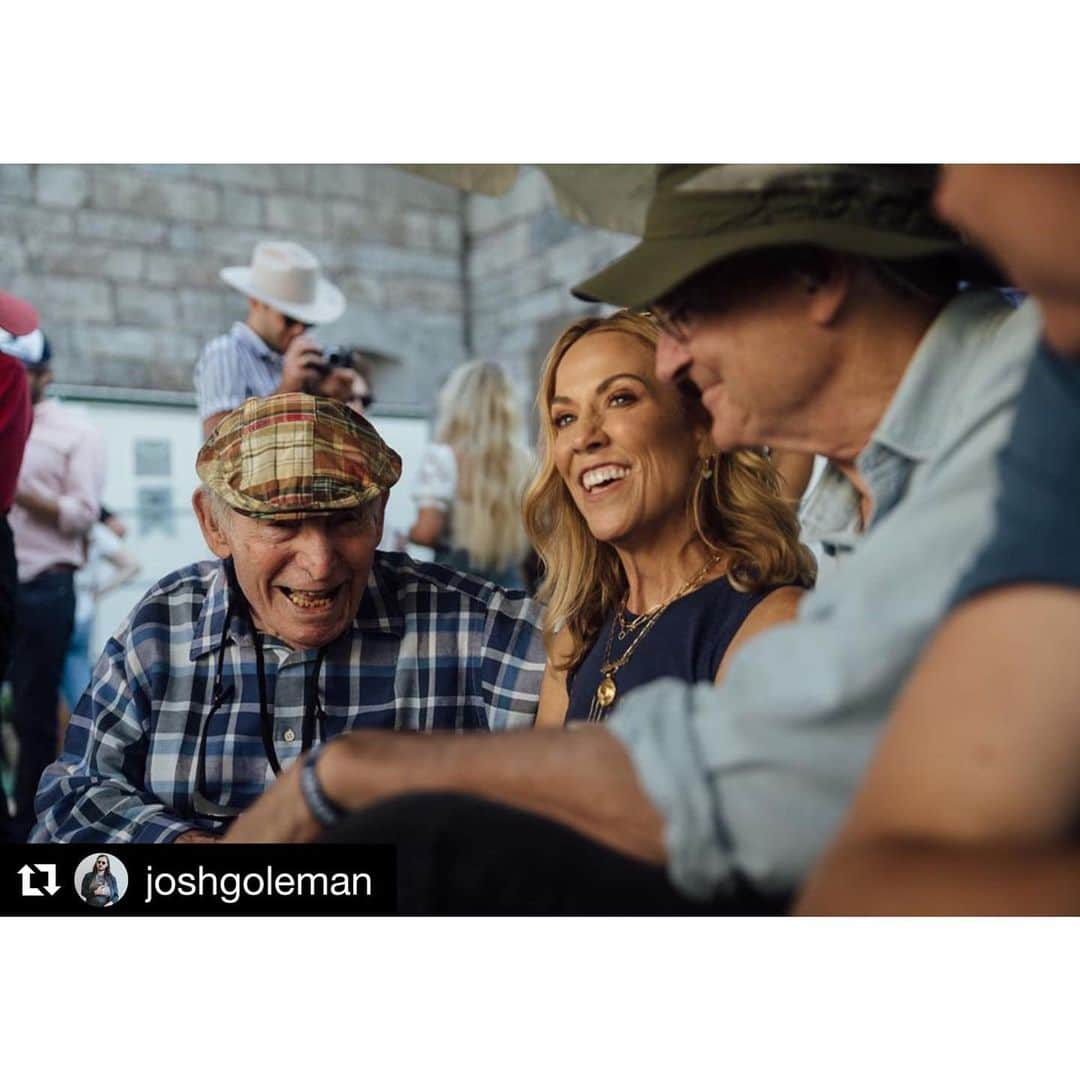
[0,289,37,842]
[6,319,106,841]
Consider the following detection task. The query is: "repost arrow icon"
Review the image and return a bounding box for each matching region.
[18,865,42,897]
[37,864,60,896]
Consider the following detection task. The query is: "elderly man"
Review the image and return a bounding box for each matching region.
[799,166,1080,914]
[223,166,1040,915]
[31,394,545,844]
[194,241,355,437]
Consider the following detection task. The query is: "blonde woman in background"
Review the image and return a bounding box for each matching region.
[525,311,817,727]
[407,361,534,590]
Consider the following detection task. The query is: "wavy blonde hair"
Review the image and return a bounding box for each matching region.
[523,310,817,671]
[433,360,533,573]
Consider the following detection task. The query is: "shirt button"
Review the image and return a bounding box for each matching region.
[282,729,296,743]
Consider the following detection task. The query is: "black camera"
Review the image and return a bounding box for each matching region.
[321,346,355,369]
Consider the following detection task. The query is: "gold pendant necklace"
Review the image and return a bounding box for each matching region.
[586,554,723,724]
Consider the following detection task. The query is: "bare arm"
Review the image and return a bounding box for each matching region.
[798,586,1080,914]
[225,726,667,863]
[96,547,141,599]
[13,488,61,529]
[536,625,574,728]
[715,586,803,685]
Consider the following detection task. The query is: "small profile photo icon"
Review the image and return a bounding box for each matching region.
[74,853,129,909]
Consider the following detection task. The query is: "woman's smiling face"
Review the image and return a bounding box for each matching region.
[550,329,707,548]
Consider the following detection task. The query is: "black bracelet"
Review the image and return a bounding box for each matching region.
[298,741,347,829]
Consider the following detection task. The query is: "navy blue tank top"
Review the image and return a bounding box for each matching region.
[566,577,774,723]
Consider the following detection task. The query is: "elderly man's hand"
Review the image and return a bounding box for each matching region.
[222,757,322,843]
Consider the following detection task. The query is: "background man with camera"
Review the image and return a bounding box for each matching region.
[194,240,355,436]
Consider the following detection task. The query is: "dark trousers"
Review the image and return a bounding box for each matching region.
[0,515,15,841]
[11,569,75,840]
[321,793,788,915]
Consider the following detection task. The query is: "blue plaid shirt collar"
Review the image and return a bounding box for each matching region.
[189,556,406,662]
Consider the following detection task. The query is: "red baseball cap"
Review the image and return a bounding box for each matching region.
[0,290,38,337]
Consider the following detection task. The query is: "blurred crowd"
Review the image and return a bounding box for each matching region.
[3,164,1079,915]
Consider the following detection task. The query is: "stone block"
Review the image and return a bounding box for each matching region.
[0,165,33,200]
[0,200,76,237]
[178,288,230,331]
[401,210,463,254]
[365,167,460,212]
[275,165,311,192]
[91,169,220,223]
[36,166,91,209]
[204,165,281,192]
[68,325,155,368]
[200,226,267,262]
[10,273,114,323]
[135,165,194,178]
[169,223,207,252]
[77,210,168,246]
[222,187,263,228]
[310,166,371,200]
[0,242,27,278]
[347,243,459,281]
[467,221,532,278]
[432,213,462,253]
[145,252,221,289]
[336,271,385,308]
[326,200,374,240]
[115,284,180,326]
[25,236,144,282]
[265,194,326,237]
[383,277,464,314]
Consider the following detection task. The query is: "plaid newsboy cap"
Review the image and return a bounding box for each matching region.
[196,393,402,520]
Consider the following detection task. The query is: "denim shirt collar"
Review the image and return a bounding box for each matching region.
[802,290,1016,548]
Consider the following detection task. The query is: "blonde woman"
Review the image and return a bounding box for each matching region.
[525,311,816,727]
[407,361,533,589]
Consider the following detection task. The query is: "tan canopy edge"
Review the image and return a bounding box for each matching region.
[398,165,660,236]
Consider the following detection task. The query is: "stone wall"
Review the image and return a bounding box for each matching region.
[465,167,637,416]
[0,164,637,418]
[0,164,467,408]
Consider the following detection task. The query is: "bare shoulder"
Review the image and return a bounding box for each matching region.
[714,585,805,684]
[536,623,575,728]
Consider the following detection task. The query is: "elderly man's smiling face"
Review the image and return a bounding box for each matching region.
[194,492,385,650]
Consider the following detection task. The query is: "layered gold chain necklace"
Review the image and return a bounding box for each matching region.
[586,554,724,724]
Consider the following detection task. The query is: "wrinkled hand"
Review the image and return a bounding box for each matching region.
[278,335,326,394]
[222,758,321,844]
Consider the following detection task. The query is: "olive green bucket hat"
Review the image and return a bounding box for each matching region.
[196,393,402,520]
[573,164,977,308]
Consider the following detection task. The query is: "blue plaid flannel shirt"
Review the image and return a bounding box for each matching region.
[31,553,546,843]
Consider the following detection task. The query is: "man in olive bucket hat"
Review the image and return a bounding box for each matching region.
[31,394,545,844]
[217,166,1036,917]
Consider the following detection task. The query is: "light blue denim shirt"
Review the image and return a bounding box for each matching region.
[608,290,1042,902]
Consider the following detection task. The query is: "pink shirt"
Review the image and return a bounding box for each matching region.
[10,399,105,583]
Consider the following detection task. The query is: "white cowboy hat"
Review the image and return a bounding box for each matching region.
[220,240,346,325]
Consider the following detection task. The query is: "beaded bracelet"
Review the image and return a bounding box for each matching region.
[299,741,347,828]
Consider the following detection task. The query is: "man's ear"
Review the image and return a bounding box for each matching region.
[192,489,233,560]
[803,255,853,328]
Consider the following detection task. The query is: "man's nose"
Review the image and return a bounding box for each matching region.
[294,524,337,580]
[655,331,693,383]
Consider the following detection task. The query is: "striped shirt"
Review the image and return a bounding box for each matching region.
[193,322,283,420]
[31,552,546,843]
